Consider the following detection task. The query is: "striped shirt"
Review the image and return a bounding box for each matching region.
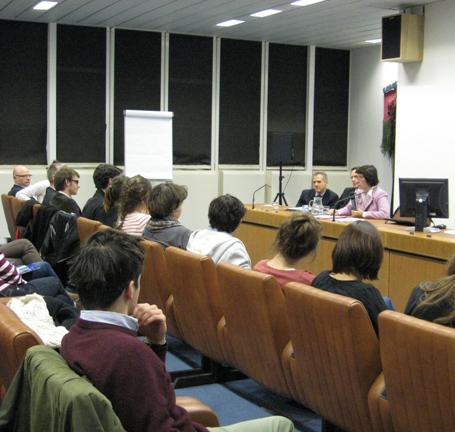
[0,253,25,292]
[120,213,151,237]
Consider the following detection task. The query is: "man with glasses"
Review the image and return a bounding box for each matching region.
[49,167,82,216]
[8,165,32,196]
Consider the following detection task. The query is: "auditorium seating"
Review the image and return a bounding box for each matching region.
[1,194,16,240]
[217,262,298,401]
[76,217,102,243]
[141,240,182,340]
[378,310,455,432]
[284,282,384,432]
[165,246,233,366]
[0,299,220,427]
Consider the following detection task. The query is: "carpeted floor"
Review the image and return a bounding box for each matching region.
[166,336,321,432]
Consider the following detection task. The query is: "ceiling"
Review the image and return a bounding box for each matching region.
[0,0,444,50]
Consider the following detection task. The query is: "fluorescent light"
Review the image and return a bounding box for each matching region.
[365,39,382,44]
[33,1,58,10]
[291,0,325,6]
[251,9,282,18]
[216,19,244,27]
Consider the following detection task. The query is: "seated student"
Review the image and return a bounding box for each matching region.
[116,175,152,237]
[142,182,192,249]
[296,171,339,208]
[49,167,82,216]
[187,195,251,269]
[311,221,388,335]
[335,166,358,209]
[16,160,66,203]
[60,229,295,432]
[82,163,123,226]
[405,253,455,327]
[102,174,128,227]
[8,165,32,197]
[254,213,322,290]
[334,165,389,219]
[0,252,74,306]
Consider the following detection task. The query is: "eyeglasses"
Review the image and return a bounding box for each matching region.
[70,179,80,184]
[15,174,32,178]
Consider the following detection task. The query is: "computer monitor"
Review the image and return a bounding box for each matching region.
[399,178,449,231]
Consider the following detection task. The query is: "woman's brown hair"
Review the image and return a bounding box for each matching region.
[332,221,383,280]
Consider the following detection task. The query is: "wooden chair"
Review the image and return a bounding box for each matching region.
[284,282,385,432]
[1,194,16,240]
[140,240,182,340]
[378,310,455,432]
[77,217,102,243]
[164,247,232,367]
[217,262,298,401]
[0,301,43,401]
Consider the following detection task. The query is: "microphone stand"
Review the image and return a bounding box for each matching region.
[252,184,271,209]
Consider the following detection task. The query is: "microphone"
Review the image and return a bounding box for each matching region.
[331,190,368,222]
[252,184,271,209]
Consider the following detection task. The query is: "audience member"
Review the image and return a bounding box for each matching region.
[0,252,74,306]
[335,165,389,219]
[16,160,65,203]
[405,253,455,327]
[49,167,82,216]
[60,229,294,432]
[295,171,339,208]
[0,238,44,266]
[187,194,251,268]
[335,167,358,209]
[311,221,388,335]
[103,174,128,227]
[8,165,32,196]
[116,175,152,237]
[254,213,322,290]
[142,182,192,249]
[82,163,123,226]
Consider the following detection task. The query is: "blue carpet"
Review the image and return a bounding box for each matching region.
[166,337,321,432]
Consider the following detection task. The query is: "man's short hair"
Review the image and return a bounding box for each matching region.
[208,194,246,233]
[332,221,383,280]
[47,160,66,182]
[69,229,146,310]
[312,171,328,181]
[93,164,123,190]
[148,182,188,219]
[53,167,80,192]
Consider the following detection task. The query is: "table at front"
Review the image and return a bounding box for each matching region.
[235,205,455,312]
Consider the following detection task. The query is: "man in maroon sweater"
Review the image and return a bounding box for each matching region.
[61,229,294,432]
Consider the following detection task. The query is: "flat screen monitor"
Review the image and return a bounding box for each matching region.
[399,178,449,231]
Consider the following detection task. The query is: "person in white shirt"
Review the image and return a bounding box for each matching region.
[187,194,251,269]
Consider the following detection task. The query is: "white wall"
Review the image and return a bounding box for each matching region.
[394,0,455,226]
[349,45,398,210]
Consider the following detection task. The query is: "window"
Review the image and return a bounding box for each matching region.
[114,29,161,166]
[57,25,106,163]
[313,48,349,166]
[267,43,307,167]
[0,20,47,164]
[219,39,262,165]
[169,34,213,165]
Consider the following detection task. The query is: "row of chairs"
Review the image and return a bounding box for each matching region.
[32,217,455,432]
[132,227,455,432]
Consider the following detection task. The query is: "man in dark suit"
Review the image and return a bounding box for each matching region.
[335,166,358,209]
[8,165,32,196]
[296,171,339,208]
[50,167,82,216]
[82,163,122,226]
